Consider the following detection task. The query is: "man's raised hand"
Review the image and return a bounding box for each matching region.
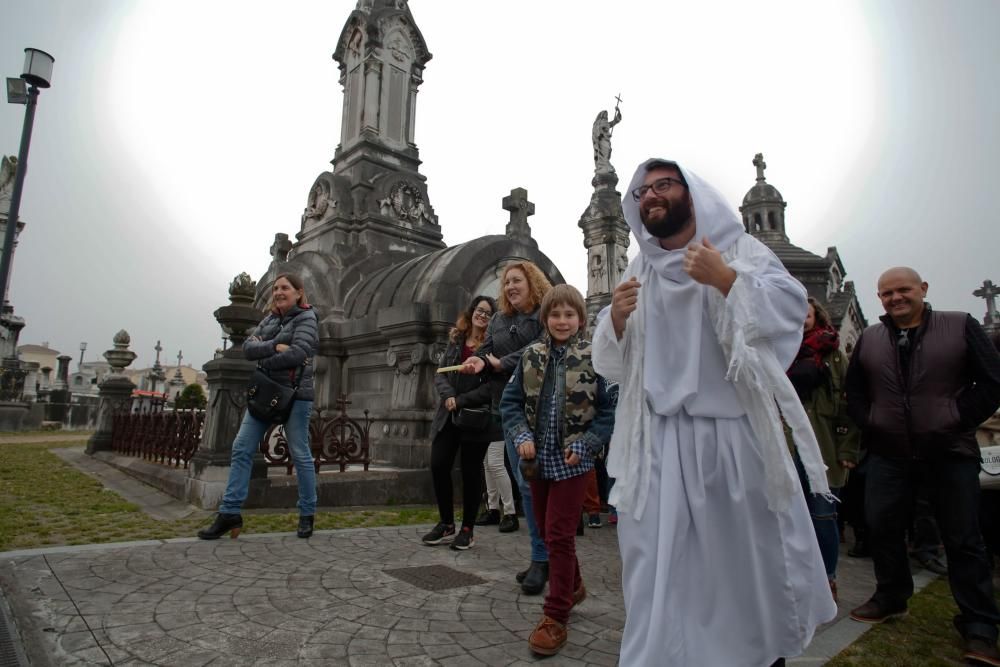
[684,237,737,296]
[611,277,641,340]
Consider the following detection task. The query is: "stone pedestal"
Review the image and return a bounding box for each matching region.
[86,377,135,454]
[0,400,28,431]
[185,354,258,510]
[579,170,630,327]
[186,273,265,510]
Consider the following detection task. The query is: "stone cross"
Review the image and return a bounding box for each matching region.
[503,188,534,242]
[154,340,162,364]
[974,279,1000,325]
[753,153,767,182]
[176,350,183,367]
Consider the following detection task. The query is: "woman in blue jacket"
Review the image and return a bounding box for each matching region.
[198,273,319,540]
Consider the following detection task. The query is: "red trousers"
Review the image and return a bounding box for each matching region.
[530,474,587,624]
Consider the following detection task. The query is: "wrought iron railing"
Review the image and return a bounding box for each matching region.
[108,394,373,475]
[260,395,373,474]
[110,403,205,468]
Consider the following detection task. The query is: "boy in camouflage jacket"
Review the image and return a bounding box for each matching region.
[500,284,616,656]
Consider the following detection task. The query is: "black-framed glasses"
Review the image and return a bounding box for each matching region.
[474,308,493,317]
[631,177,686,202]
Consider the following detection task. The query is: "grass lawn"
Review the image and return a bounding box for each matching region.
[828,577,986,666]
[0,441,438,552]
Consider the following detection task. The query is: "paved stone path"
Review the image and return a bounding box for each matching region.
[0,447,942,666]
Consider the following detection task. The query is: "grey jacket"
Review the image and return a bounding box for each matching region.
[477,308,545,411]
[244,304,319,401]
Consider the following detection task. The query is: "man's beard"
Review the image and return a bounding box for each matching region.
[641,196,692,238]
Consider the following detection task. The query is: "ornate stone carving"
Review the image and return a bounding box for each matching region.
[0,155,17,212]
[379,181,434,225]
[301,181,336,226]
[229,272,257,304]
[104,330,138,375]
[270,233,292,263]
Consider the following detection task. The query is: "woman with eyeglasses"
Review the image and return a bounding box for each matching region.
[422,295,500,551]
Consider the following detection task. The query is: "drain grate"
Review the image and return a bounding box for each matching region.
[0,590,28,667]
[384,565,488,591]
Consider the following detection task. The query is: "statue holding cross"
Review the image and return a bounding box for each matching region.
[592,95,623,175]
[974,279,1000,327]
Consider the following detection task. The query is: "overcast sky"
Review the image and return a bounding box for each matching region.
[1,0,998,370]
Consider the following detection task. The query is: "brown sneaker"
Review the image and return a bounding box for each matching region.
[965,637,1000,667]
[528,615,567,656]
[572,582,587,607]
[849,598,908,624]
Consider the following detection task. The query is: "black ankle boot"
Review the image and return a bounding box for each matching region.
[198,513,243,540]
[297,515,314,538]
[521,561,549,595]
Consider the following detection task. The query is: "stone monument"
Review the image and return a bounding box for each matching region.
[186,273,265,509]
[86,331,137,454]
[974,279,1000,336]
[579,98,630,326]
[249,0,565,468]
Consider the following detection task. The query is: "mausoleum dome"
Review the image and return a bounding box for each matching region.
[742,181,784,206]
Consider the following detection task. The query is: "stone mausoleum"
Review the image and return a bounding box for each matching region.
[250,0,566,468]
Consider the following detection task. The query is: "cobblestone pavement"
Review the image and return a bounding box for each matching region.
[0,524,626,666]
[0,521,942,667]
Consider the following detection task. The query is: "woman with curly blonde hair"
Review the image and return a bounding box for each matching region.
[462,260,554,595]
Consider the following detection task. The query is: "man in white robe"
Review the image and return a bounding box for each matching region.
[593,158,837,666]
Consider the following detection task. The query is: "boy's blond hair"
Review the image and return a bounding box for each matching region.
[539,284,587,336]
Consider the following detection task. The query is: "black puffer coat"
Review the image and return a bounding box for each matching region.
[244,304,319,400]
[431,334,498,440]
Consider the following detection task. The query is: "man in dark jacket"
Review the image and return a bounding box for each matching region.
[846,266,1000,667]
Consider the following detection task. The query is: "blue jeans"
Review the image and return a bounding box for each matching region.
[866,453,999,642]
[795,454,840,580]
[219,400,316,516]
[505,435,549,562]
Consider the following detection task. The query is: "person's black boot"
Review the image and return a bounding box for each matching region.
[198,513,243,540]
[475,509,501,526]
[297,515,314,538]
[521,561,549,595]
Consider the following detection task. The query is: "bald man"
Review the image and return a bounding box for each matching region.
[845,267,1000,666]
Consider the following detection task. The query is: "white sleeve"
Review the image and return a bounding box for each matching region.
[592,305,626,383]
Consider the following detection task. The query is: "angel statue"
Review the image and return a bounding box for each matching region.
[592,96,623,174]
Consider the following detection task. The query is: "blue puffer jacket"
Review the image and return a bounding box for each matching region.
[244,304,319,400]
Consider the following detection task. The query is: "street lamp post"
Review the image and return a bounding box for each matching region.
[1,48,54,309]
[79,341,87,369]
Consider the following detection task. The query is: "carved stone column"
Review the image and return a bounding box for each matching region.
[186,273,265,510]
[86,330,137,454]
[578,170,630,328]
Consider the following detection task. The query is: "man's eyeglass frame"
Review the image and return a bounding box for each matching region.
[631,177,686,202]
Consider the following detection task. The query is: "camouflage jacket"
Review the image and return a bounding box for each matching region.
[500,335,615,480]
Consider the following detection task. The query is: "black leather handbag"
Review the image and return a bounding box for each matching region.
[246,365,303,424]
[451,407,491,432]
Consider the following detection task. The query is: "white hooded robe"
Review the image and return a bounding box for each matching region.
[592,158,836,666]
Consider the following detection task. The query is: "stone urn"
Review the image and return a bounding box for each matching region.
[214,272,264,356]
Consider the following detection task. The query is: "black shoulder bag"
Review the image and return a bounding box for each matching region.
[246,363,304,424]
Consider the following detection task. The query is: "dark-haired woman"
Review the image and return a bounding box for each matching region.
[422,296,499,550]
[198,273,319,540]
[786,297,859,601]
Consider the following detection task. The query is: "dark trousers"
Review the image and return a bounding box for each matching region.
[430,421,490,529]
[531,474,587,625]
[866,453,1000,642]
